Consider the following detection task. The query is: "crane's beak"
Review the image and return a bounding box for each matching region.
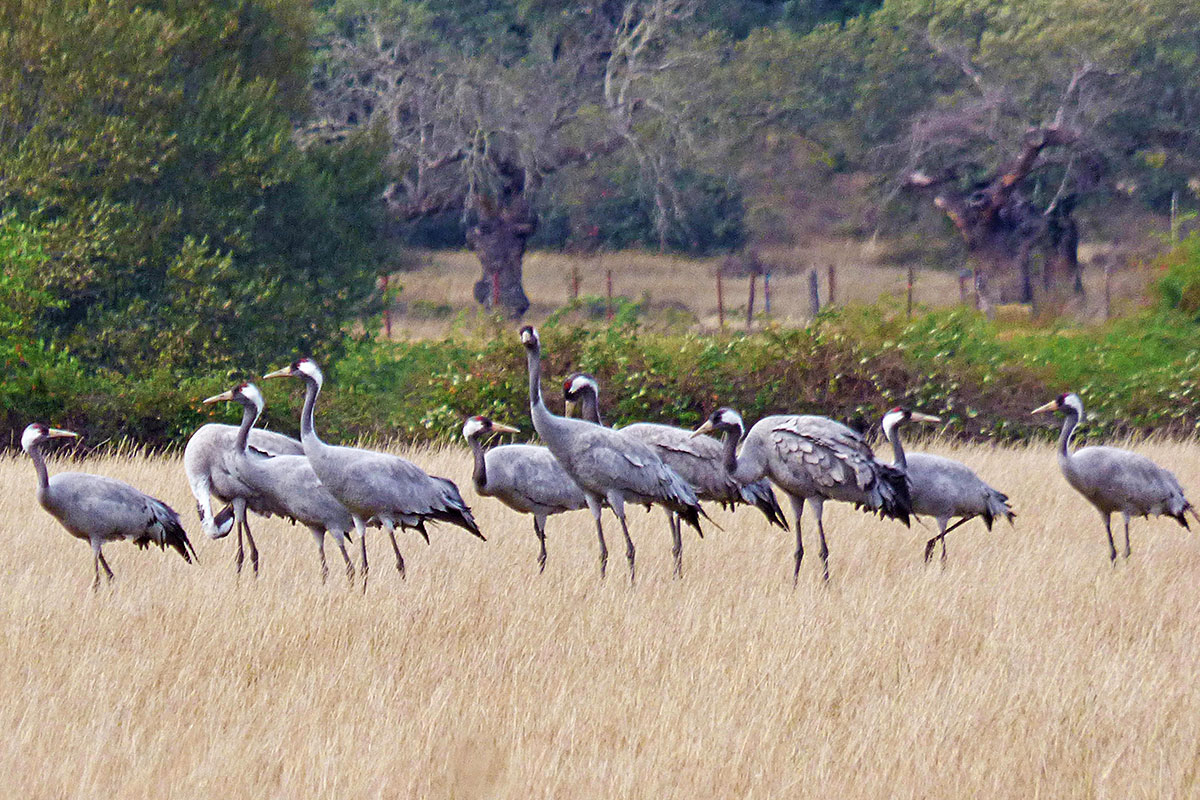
[263,366,292,380]
[202,390,234,405]
[1031,400,1058,415]
[47,428,78,440]
[490,422,520,435]
[564,399,578,418]
[691,420,716,438]
[910,412,942,424]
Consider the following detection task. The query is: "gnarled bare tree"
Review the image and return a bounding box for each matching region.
[309,0,698,317]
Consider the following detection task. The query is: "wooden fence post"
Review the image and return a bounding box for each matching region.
[827,264,836,306]
[763,271,772,315]
[808,269,820,318]
[570,264,580,301]
[958,269,969,305]
[491,272,501,311]
[717,269,725,329]
[746,273,757,329]
[906,262,915,319]
[606,269,614,321]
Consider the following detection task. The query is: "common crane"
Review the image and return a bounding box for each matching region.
[264,358,483,590]
[563,373,787,577]
[520,326,705,582]
[23,423,196,590]
[1033,392,1199,562]
[880,407,1014,563]
[462,415,588,572]
[694,407,911,582]
[203,383,361,582]
[183,419,303,575]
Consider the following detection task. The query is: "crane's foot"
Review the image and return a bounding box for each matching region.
[924,538,937,563]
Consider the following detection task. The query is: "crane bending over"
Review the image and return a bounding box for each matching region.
[563,373,787,577]
[183,419,303,574]
[264,358,483,590]
[204,383,360,582]
[694,407,911,582]
[463,415,588,572]
[23,423,196,590]
[520,326,705,582]
[880,407,1014,563]
[1033,392,1199,562]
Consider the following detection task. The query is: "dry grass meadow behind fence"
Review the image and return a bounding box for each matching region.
[1,437,1200,798]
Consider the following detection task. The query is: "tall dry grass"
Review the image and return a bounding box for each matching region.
[1,438,1199,798]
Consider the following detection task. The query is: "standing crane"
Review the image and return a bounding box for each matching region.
[880,407,1014,563]
[693,407,911,582]
[563,373,788,577]
[184,417,303,575]
[462,415,588,572]
[22,423,196,590]
[264,358,483,590]
[520,326,706,582]
[203,383,361,582]
[1033,392,1199,562]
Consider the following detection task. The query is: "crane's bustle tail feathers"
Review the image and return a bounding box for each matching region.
[742,481,788,530]
[877,463,912,526]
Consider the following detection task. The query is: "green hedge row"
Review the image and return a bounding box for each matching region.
[7,299,1198,452]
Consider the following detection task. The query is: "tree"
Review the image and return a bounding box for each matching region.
[0,0,386,373]
[312,0,717,316]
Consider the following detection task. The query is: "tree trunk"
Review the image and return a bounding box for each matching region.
[467,196,534,318]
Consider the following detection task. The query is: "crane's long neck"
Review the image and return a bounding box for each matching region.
[235,401,260,455]
[469,436,488,492]
[719,426,762,484]
[884,420,907,471]
[526,345,570,451]
[28,444,50,503]
[581,388,604,427]
[1058,410,1079,463]
[300,377,327,452]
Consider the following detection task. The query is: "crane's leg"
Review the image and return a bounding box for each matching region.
[667,509,683,579]
[788,494,805,586]
[1122,511,1133,559]
[585,494,607,579]
[98,550,115,584]
[608,494,636,585]
[310,527,328,584]
[533,514,548,574]
[234,509,245,575]
[811,497,830,582]
[330,530,355,583]
[1101,512,1117,564]
[383,518,406,579]
[354,515,370,592]
[925,519,947,564]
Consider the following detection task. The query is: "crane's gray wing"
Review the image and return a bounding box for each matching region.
[47,473,195,560]
[485,445,587,513]
[1073,446,1190,516]
[242,452,354,530]
[619,422,741,501]
[768,415,879,492]
[567,426,700,509]
[246,428,304,457]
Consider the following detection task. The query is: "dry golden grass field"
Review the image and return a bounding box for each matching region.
[2,437,1200,798]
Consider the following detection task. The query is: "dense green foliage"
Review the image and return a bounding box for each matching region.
[0,0,386,374]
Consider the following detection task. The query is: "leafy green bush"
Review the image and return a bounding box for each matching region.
[1157,231,1200,319]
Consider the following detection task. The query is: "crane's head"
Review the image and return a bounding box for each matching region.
[263,357,323,387]
[692,407,745,440]
[519,326,540,352]
[202,383,265,416]
[881,407,943,438]
[21,423,78,453]
[563,373,599,418]
[1032,392,1084,419]
[461,415,520,442]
